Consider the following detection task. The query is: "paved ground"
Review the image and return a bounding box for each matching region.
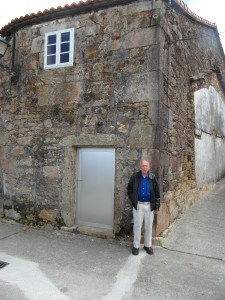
[163,178,225,261]
[0,178,225,300]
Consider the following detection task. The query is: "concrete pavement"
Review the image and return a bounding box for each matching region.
[0,178,225,299]
[163,177,225,260]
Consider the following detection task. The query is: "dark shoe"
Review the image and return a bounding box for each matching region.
[132,247,139,255]
[144,246,154,255]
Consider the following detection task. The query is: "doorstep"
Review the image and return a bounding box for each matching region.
[61,225,164,246]
[61,225,115,239]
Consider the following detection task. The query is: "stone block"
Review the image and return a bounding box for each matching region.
[86,45,99,60]
[118,149,139,161]
[59,133,125,147]
[174,189,181,197]
[26,214,34,221]
[38,209,57,223]
[148,45,160,70]
[18,157,32,167]
[15,187,32,196]
[44,119,52,128]
[110,40,121,51]
[129,48,145,59]
[170,206,179,222]
[11,146,24,156]
[149,101,159,124]
[31,36,43,53]
[4,209,21,221]
[0,146,4,159]
[115,72,160,103]
[1,157,16,173]
[38,81,82,106]
[40,21,69,35]
[169,199,176,214]
[5,122,13,131]
[43,166,60,179]
[145,149,160,174]
[17,136,32,146]
[0,133,9,146]
[122,27,159,49]
[117,121,129,133]
[61,147,77,227]
[155,202,169,236]
[159,103,173,128]
[129,124,157,149]
[76,226,114,239]
[17,168,34,175]
[85,24,98,36]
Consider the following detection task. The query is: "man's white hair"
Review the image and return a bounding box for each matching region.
[139,160,150,168]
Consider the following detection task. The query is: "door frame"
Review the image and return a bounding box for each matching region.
[59,133,124,230]
[75,147,115,230]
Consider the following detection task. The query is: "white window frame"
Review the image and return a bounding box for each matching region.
[44,28,74,70]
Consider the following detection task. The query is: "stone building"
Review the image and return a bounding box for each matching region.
[0,0,225,237]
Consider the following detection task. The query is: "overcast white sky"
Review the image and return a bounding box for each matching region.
[0,0,225,50]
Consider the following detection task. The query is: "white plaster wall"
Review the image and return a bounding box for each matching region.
[194,86,225,187]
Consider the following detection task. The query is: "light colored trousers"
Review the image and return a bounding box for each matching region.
[133,203,154,248]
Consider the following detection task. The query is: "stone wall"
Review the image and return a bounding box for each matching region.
[157,0,225,233]
[194,86,225,186]
[0,0,225,236]
[0,0,162,233]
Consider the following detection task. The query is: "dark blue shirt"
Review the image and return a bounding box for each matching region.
[138,173,151,202]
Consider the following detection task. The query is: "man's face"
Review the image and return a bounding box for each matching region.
[139,160,150,176]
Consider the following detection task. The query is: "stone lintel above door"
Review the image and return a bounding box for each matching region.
[59,133,126,148]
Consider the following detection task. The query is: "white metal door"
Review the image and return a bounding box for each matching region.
[75,148,115,230]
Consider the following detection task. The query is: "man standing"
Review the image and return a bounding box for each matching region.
[127,160,160,255]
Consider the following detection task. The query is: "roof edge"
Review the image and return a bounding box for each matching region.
[0,0,218,37]
[173,0,217,29]
[0,0,137,37]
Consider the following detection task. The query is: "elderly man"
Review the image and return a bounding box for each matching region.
[127,160,160,255]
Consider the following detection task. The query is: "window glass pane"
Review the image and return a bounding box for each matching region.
[48,34,56,45]
[60,53,69,63]
[60,42,70,53]
[45,29,73,68]
[47,55,56,65]
[61,32,70,42]
[47,45,56,55]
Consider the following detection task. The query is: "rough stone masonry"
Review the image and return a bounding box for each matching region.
[0,0,225,237]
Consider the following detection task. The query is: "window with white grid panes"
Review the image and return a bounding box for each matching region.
[44,28,74,69]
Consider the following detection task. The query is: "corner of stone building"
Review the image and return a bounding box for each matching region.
[1,0,224,240]
[154,201,170,237]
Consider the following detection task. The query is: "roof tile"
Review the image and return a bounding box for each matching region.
[0,0,217,36]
